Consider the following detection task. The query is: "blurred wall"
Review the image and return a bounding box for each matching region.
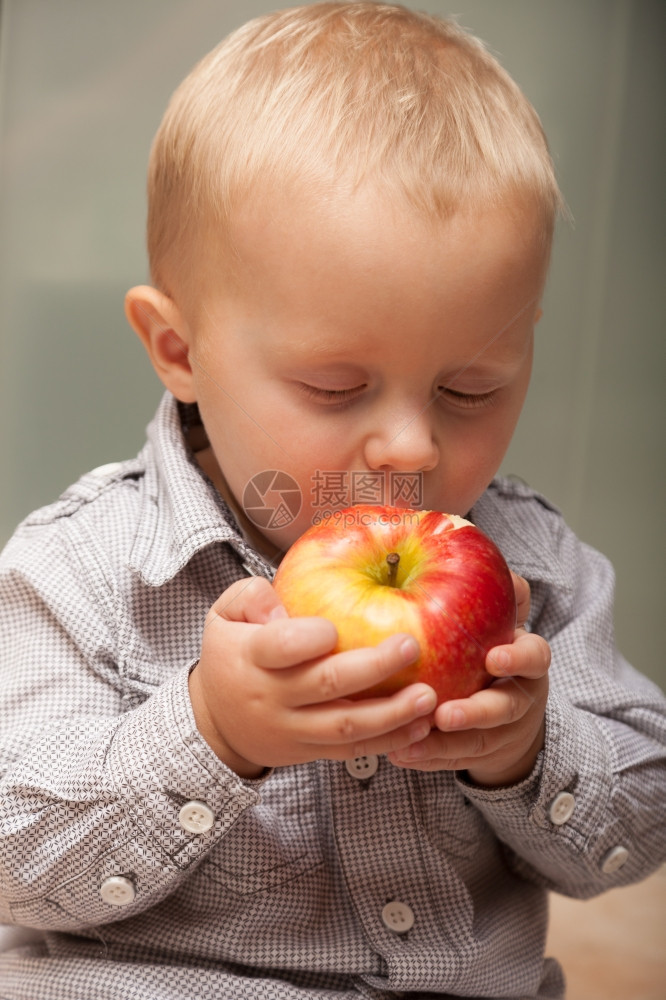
[0,0,664,689]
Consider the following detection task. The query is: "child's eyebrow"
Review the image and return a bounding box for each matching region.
[442,345,533,384]
[289,367,368,384]
[262,335,366,359]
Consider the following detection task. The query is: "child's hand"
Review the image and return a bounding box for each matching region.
[188,577,438,778]
[388,573,550,787]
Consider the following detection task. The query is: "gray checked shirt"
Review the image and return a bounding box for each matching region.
[1,392,665,1000]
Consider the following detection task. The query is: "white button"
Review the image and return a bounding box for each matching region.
[345,755,379,780]
[179,801,215,834]
[382,900,415,934]
[601,845,630,874]
[548,791,575,826]
[100,875,135,907]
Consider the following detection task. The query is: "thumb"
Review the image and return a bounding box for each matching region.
[511,571,531,630]
[208,575,285,626]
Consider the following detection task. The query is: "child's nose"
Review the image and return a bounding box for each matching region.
[364,407,439,473]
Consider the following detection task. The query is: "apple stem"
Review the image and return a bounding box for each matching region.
[386,552,400,587]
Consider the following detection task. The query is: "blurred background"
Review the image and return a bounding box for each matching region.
[0,2,664,994]
[0,0,664,695]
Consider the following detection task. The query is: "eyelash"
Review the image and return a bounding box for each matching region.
[440,387,498,409]
[298,383,366,405]
[298,383,497,410]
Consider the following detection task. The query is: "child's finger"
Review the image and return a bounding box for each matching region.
[250,615,339,669]
[208,575,284,625]
[511,571,532,629]
[251,622,421,699]
[298,682,437,751]
[287,632,422,704]
[433,674,546,732]
[486,629,551,680]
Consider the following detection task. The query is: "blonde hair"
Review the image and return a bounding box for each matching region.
[148,2,563,297]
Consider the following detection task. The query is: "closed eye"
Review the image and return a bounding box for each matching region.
[298,383,367,405]
[439,387,498,409]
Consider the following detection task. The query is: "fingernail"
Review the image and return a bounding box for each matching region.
[268,604,288,620]
[492,649,510,672]
[407,718,428,741]
[446,707,466,729]
[415,690,437,714]
[399,636,419,663]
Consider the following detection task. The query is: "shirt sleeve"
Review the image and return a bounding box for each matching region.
[457,507,666,898]
[0,518,263,931]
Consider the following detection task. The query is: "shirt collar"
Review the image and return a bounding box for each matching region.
[129,393,274,586]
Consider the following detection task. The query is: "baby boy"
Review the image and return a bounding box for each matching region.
[1,5,664,999]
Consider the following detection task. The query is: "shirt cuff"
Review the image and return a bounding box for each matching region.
[453,690,628,893]
[106,662,265,866]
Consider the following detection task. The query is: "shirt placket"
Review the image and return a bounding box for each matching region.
[327,755,465,994]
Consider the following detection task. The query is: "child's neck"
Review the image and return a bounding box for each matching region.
[192,441,284,567]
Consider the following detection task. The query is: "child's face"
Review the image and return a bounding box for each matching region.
[186,185,548,555]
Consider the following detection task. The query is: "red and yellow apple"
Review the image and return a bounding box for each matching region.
[272,504,516,703]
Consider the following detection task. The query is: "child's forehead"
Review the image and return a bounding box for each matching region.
[191,181,548,357]
[227,178,549,273]
[175,172,550,336]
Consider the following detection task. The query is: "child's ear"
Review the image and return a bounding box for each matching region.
[125,285,197,403]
